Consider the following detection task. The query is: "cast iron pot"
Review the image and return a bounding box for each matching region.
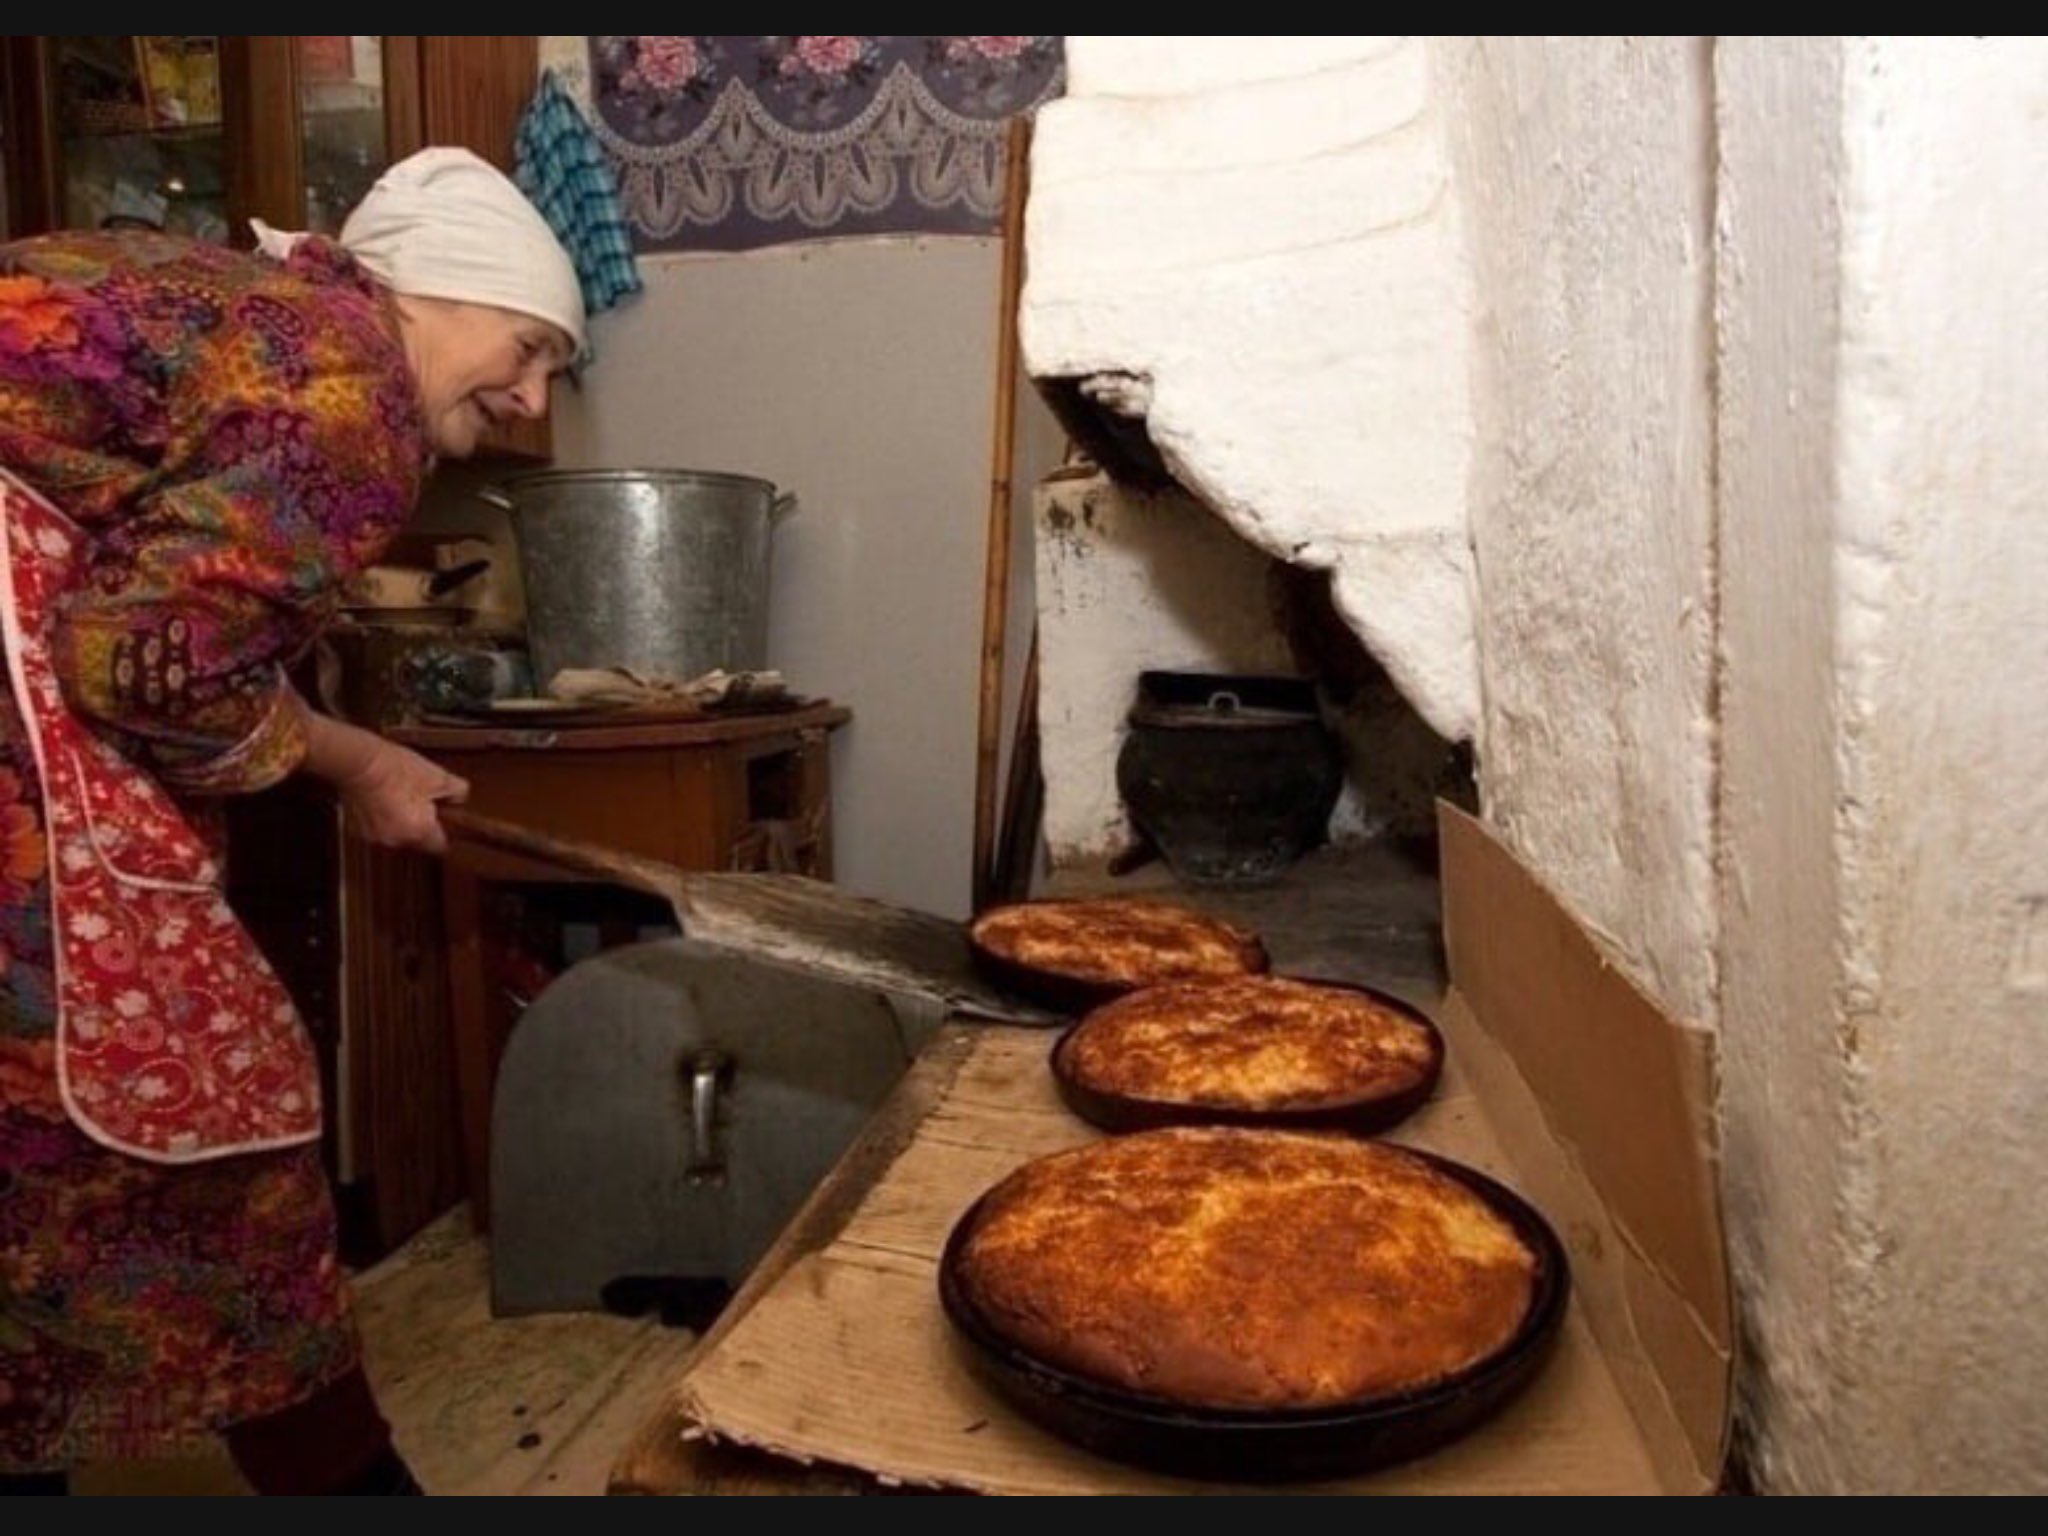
[1117,672,1342,887]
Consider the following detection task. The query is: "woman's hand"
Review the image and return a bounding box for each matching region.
[335,737,470,853]
[295,698,469,854]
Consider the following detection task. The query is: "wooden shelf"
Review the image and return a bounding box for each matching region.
[61,119,223,142]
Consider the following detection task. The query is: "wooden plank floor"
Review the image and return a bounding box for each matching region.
[73,1209,695,1497]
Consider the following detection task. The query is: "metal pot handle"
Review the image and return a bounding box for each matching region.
[475,485,515,513]
[771,492,800,522]
[686,1051,731,1184]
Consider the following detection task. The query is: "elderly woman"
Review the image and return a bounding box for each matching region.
[0,148,582,1495]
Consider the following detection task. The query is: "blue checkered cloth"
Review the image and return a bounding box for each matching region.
[514,71,642,352]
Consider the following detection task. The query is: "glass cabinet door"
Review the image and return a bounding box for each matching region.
[50,35,229,242]
[295,37,387,234]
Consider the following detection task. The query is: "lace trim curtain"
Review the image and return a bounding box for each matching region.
[544,36,1064,253]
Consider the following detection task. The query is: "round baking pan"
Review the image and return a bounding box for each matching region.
[937,1150,1569,1483]
[967,901,1271,1018]
[1050,978,1445,1137]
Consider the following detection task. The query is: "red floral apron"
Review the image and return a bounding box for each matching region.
[0,470,318,1163]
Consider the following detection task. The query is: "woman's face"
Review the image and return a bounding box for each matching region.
[394,296,575,458]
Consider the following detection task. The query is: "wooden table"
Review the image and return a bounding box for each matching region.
[393,703,851,1225]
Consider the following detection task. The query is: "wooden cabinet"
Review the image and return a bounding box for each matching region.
[224,777,468,1265]
[5,35,239,241]
[2,34,548,460]
[216,36,421,242]
[414,36,549,461]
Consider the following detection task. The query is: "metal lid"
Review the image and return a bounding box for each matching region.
[1129,689,1321,731]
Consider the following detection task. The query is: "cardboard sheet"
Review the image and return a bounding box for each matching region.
[673,807,1731,1494]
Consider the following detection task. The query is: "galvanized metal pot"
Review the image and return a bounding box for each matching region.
[479,469,797,688]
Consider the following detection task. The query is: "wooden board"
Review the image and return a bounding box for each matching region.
[357,1210,701,1496]
[663,1026,1661,1495]
[609,1031,981,1496]
[395,703,849,754]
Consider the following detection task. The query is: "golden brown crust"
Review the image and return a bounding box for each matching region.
[1060,977,1438,1113]
[953,1129,1536,1410]
[969,899,1265,990]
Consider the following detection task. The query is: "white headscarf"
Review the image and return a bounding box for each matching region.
[253,147,586,354]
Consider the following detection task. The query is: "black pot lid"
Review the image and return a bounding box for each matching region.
[1129,689,1322,731]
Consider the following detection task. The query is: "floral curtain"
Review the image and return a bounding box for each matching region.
[548,36,1064,253]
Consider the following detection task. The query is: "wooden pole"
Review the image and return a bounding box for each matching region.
[990,625,1042,905]
[971,117,1032,914]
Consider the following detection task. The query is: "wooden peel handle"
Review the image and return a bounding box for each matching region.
[436,806,683,901]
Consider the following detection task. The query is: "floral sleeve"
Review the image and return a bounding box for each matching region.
[49,276,421,796]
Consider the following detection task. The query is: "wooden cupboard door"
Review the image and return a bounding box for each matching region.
[418,36,534,170]
[223,35,422,238]
[418,35,552,461]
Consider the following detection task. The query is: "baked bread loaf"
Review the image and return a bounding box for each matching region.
[969,898,1266,1005]
[951,1128,1538,1410]
[1057,976,1439,1119]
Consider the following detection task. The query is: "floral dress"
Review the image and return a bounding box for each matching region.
[0,231,425,1470]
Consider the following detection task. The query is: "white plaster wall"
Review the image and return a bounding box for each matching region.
[1023,35,2048,1489]
[1712,33,1855,1498]
[1445,36,1722,1027]
[1719,36,2048,1495]
[1034,473,1295,860]
[1027,35,1718,1020]
[1021,36,1480,742]
[1839,38,2048,1493]
[547,242,1063,919]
